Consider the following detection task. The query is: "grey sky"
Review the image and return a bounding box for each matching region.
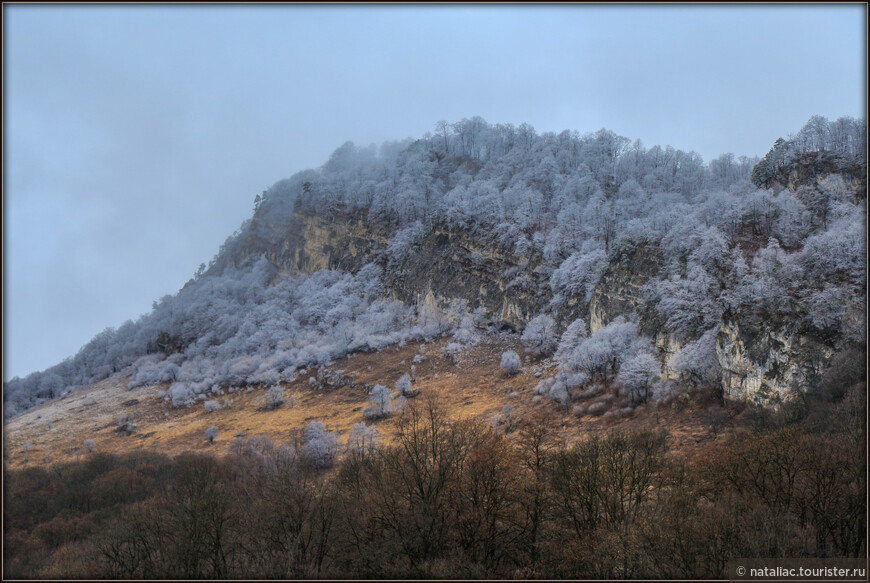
[3,4,866,381]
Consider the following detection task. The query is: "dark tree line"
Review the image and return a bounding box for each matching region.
[5,388,865,579]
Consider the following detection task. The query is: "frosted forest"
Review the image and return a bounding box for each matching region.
[4,115,866,417]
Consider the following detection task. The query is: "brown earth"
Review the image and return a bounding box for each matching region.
[4,335,725,469]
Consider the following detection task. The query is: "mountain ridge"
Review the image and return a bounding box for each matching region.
[4,115,866,418]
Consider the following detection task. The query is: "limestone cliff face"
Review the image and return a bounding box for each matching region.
[585,243,687,382]
[716,312,835,405]
[780,151,867,196]
[382,226,550,330]
[223,182,859,406]
[241,209,550,330]
[241,210,388,274]
[588,242,663,335]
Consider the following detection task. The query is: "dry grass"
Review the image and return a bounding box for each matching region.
[4,335,720,469]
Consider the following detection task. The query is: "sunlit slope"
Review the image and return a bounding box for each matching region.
[4,336,716,469]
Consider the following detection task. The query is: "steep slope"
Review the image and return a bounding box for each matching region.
[4,115,866,424]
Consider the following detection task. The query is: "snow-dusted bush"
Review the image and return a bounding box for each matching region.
[521,315,558,355]
[300,421,339,469]
[204,400,221,413]
[617,351,661,404]
[534,377,555,395]
[364,384,393,419]
[259,385,284,410]
[549,381,569,408]
[116,414,137,435]
[501,350,522,375]
[562,372,589,389]
[395,373,415,397]
[128,356,179,388]
[83,439,96,452]
[205,426,219,444]
[668,327,722,388]
[444,342,464,363]
[452,315,479,345]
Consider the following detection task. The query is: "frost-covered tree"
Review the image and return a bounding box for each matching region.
[521,314,558,355]
[668,327,722,389]
[549,381,569,408]
[205,426,219,444]
[501,350,522,375]
[452,314,479,345]
[555,318,588,365]
[618,352,660,404]
[300,421,339,469]
[83,439,96,453]
[259,385,285,410]
[365,384,393,419]
[395,373,415,397]
[648,263,721,341]
[562,317,644,385]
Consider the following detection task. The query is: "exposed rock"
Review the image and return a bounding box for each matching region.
[717,311,835,405]
[216,168,862,407]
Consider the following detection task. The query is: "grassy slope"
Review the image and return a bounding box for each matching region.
[4,335,720,469]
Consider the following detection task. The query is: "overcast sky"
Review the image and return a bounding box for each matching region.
[3,4,866,381]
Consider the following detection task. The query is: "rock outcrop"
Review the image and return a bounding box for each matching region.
[216,162,863,407]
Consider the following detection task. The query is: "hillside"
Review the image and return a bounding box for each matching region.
[3,115,866,580]
[5,335,727,471]
[4,114,866,444]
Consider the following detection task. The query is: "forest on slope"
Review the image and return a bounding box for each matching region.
[4,392,866,578]
[4,115,866,417]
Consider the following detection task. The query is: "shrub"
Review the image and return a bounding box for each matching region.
[522,315,558,355]
[395,373,415,397]
[549,382,569,408]
[587,400,609,416]
[204,400,221,413]
[300,421,338,469]
[205,426,219,444]
[364,384,393,419]
[116,414,136,435]
[83,439,96,453]
[501,350,522,375]
[445,342,464,363]
[534,377,555,395]
[259,385,284,410]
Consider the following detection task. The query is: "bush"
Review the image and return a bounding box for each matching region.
[83,439,96,453]
[501,350,522,375]
[549,382,570,408]
[395,373,416,397]
[521,315,558,355]
[116,415,136,436]
[445,342,464,363]
[364,384,393,419]
[204,400,221,413]
[205,426,219,444]
[300,421,338,469]
[259,385,284,410]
